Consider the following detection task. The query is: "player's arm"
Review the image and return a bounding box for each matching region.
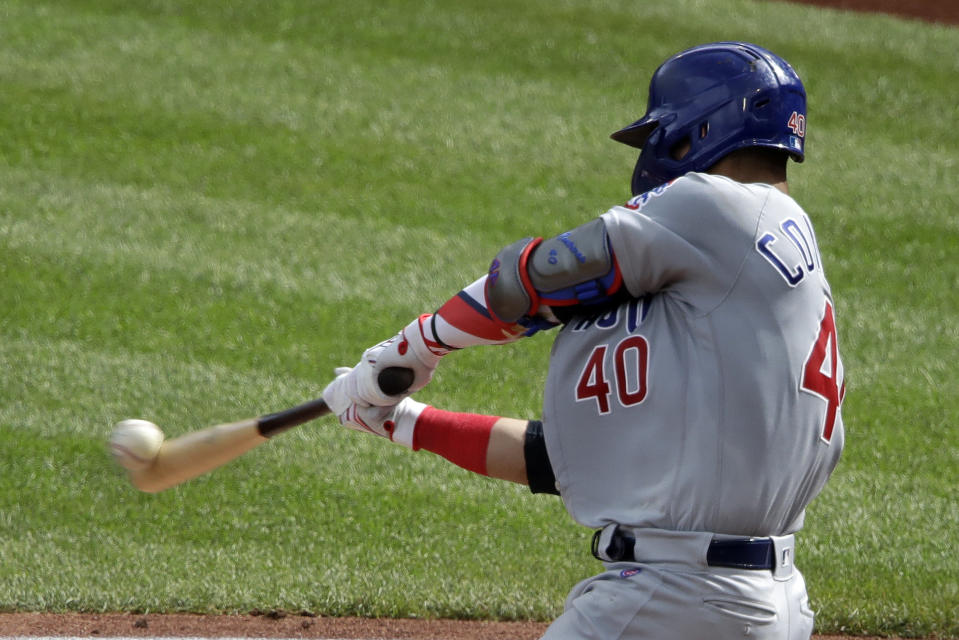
[325,392,559,494]
[327,218,625,407]
[431,218,627,346]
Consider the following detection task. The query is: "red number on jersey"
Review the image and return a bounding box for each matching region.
[615,336,649,406]
[575,337,650,414]
[576,345,611,414]
[801,301,845,442]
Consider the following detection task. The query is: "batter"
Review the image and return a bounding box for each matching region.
[323,42,845,640]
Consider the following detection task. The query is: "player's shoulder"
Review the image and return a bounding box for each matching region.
[611,172,793,220]
[602,173,795,253]
[613,173,736,211]
[606,173,748,223]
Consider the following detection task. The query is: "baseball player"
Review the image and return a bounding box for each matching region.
[324,42,845,640]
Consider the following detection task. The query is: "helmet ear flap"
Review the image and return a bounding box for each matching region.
[669,121,709,162]
[669,136,691,161]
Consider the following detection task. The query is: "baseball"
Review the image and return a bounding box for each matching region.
[109,419,165,471]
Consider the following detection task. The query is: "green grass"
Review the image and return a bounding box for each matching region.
[1,0,957,636]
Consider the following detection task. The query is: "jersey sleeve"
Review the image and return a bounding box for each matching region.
[600,174,758,308]
[429,275,532,349]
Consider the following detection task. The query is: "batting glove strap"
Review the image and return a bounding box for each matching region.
[387,397,428,448]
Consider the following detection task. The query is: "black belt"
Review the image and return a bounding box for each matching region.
[591,527,775,570]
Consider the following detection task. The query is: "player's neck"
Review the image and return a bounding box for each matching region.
[708,151,790,195]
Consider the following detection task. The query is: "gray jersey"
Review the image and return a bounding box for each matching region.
[542,173,845,536]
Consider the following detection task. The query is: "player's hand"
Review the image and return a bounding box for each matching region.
[337,315,449,407]
[323,371,427,448]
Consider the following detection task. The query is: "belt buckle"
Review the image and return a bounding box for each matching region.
[591,524,635,562]
[771,535,795,581]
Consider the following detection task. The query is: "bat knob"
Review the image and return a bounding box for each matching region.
[377,367,415,396]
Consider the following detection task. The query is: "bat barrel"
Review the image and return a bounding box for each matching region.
[128,418,267,493]
[122,367,416,492]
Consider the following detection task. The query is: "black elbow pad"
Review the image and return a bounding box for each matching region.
[524,420,559,495]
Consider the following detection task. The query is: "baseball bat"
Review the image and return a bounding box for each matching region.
[126,367,414,493]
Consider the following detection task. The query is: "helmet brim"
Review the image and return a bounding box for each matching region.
[610,118,658,149]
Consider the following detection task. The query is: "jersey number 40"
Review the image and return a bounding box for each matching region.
[575,301,845,445]
[575,336,649,414]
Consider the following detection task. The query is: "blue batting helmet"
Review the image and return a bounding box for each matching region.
[612,42,807,196]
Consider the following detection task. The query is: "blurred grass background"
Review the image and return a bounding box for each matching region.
[0,0,956,636]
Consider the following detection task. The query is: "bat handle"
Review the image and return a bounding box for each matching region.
[256,366,415,438]
[257,399,330,437]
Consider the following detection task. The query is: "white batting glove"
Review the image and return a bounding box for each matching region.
[334,314,450,407]
[323,370,428,448]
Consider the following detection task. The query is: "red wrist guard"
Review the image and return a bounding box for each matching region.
[412,407,498,476]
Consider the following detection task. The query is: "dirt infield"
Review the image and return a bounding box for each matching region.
[774,0,959,25]
[0,612,543,640]
[4,3,952,640]
[0,612,909,640]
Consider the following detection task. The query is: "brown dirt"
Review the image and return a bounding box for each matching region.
[4,2,952,640]
[775,0,959,25]
[0,612,547,639]
[0,612,907,639]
